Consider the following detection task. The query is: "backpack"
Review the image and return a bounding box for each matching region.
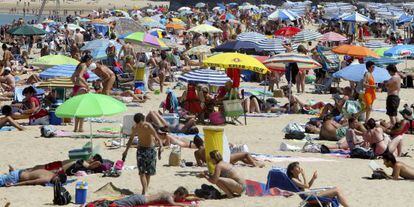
[53,181,72,205]
[350,147,376,159]
[41,125,56,138]
[194,184,223,200]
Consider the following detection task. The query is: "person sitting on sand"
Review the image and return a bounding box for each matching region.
[319,87,352,119]
[377,151,414,180]
[100,187,193,207]
[287,162,349,207]
[146,111,198,134]
[90,62,115,95]
[93,80,147,103]
[12,86,49,125]
[363,118,403,157]
[319,115,347,141]
[0,168,66,187]
[0,105,24,131]
[0,67,15,97]
[193,137,264,168]
[199,150,246,199]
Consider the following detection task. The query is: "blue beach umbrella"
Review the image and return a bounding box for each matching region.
[178,69,231,86]
[342,12,372,23]
[39,65,99,81]
[212,40,260,53]
[268,9,300,21]
[384,45,414,58]
[364,57,403,66]
[333,64,391,83]
[81,39,122,60]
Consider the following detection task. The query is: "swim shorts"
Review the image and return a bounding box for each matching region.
[386,95,400,117]
[136,147,157,175]
[0,170,21,187]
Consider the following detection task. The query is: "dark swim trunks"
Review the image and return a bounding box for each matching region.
[386,95,400,117]
[136,147,157,175]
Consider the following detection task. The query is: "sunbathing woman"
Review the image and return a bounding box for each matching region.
[199,150,246,198]
[0,105,24,131]
[287,162,349,207]
[364,118,404,157]
[93,80,147,103]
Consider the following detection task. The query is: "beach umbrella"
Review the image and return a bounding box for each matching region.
[291,29,322,43]
[178,7,191,12]
[364,41,393,49]
[364,56,403,66]
[268,9,300,21]
[124,32,168,49]
[384,45,414,58]
[56,93,127,147]
[203,52,269,74]
[374,48,389,57]
[179,10,194,16]
[178,68,231,86]
[342,12,372,23]
[333,64,391,83]
[320,32,347,42]
[220,13,236,20]
[42,19,55,24]
[30,55,79,68]
[149,29,164,38]
[8,25,47,36]
[263,53,322,72]
[212,40,260,53]
[195,2,206,8]
[332,45,379,58]
[188,24,222,34]
[142,21,165,29]
[39,65,99,80]
[165,23,186,30]
[238,4,259,11]
[256,38,289,54]
[274,26,301,37]
[59,23,85,32]
[81,39,122,60]
[184,45,212,55]
[113,17,146,36]
[236,32,266,43]
[90,19,107,24]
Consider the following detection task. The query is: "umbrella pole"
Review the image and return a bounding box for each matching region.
[90,120,93,149]
[288,70,292,113]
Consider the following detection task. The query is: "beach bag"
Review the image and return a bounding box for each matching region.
[223,90,244,117]
[53,181,72,205]
[371,170,387,179]
[350,148,376,159]
[282,123,305,134]
[41,125,57,138]
[195,184,222,200]
[209,112,225,125]
[284,131,306,140]
[168,146,181,166]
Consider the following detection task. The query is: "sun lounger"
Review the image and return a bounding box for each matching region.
[266,168,339,207]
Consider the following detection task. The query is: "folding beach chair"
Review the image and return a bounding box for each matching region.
[222,89,247,125]
[266,168,339,207]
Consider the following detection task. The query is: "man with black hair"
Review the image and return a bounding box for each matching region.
[1,168,66,187]
[384,64,401,126]
[123,113,163,195]
[379,151,414,180]
[0,105,24,131]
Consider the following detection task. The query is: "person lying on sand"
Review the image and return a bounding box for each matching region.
[193,136,264,168]
[97,187,194,207]
[0,168,66,187]
[93,80,148,103]
[377,151,414,180]
[287,162,349,207]
[146,111,198,134]
[198,150,246,199]
[319,114,348,141]
[0,105,24,131]
[322,117,368,150]
[9,154,103,176]
[158,133,198,149]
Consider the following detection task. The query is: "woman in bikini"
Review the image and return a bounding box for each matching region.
[200,150,246,198]
[363,118,403,157]
[71,54,93,132]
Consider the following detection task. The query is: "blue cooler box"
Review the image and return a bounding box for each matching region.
[75,181,88,204]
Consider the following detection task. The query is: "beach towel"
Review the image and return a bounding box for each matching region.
[0,126,15,131]
[85,199,198,207]
[245,179,293,197]
[45,179,77,187]
[87,118,118,123]
[252,153,336,163]
[171,133,204,139]
[245,113,282,118]
[98,127,121,134]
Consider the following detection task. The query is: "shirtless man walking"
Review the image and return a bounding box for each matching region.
[385,64,401,126]
[122,113,163,195]
[91,62,115,95]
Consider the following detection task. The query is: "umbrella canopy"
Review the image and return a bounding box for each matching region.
[320,32,347,42]
[81,39,122,60]
[212,40,260,53]
[332,45,379,58]
[264,53,322,72]
[113,17,146,36]
[8,25,47,36]
[184,45,212,55]
[256,38,290,54]
[203,53,269,74]
[364,56,403,66]
[364,41,393,49]
[292,29,322,42]
[178,7,191,12]
[59,23,85,32]
[142,21,166,29]
[178,69,231,86]
[342,12,372,22]
[124,32,167,48]
[195,2,206,8]
[39,65,99,81]
[384,45,414,58]
[165,23,185,30]
[220,13,236,20]
[56,93,126,118]
[188,24,222,34]
[274,26,301,37]
[333,64,391,83]
[236,32,266,43]
[31,55,79,67]
[268,9,300,21]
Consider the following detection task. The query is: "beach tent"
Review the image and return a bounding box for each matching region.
[39,65,99,81]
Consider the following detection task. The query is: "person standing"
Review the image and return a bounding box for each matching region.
[74,28,84,48]
[385,64,401,127]
[122,113,162,195]
[91,62,115,95]
[363,61,376,121]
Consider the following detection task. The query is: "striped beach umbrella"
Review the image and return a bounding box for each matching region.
[364,41,392,49]
[291,29,322,43]
[263,53,322,72]
[342,12,372,23]
[268,9,300,21]
[256,38,289,54]
[236,32,266,43]
[81,39,122,60]
[184,45,212,55]
[178,69,231,86]
[364,56,403,66]
[320,32,347,42]
[39,65,99,81]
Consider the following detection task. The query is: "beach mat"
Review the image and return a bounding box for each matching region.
[87,118,118,123]
[86,199,198,207]
[245,179,293,197]
[171,133,204,139]
[252,153,336,163]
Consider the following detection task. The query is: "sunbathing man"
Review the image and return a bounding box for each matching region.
[0,168,66,187]
[157,133,198,149]
[146,111,198,134]
[0,105,24,131]
[193,136,264,168]
[363,118,403,157]
[123,113,163,195]
[319,115,347,141]
[95,187,193,207]
[378,151,414,180]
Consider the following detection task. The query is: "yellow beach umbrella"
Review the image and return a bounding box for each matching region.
[188,24,222,34]
[203,53,269,74]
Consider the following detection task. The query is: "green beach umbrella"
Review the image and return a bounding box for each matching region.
[374,47,389,57]
[7,25,47,36]
[124,32,168,48]
[56,93,127,146]
[31,55,79,68]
